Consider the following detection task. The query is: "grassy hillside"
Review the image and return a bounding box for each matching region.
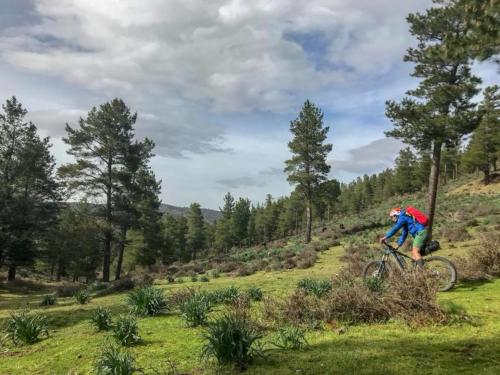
[1,177,499,374]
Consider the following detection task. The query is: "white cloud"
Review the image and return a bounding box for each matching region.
[0,0,430,114]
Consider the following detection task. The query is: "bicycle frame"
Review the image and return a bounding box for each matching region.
[380,242,414,270]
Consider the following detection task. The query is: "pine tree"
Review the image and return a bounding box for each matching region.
[186,203,205,261]
[458,0,499,61]
[285,100,332,243]
[393,148,419,194]
[231,198,251,247]
[215,192,235,252]
[0,97,59,281]
[385,0,481,237]
[462,85,500,183]
[59,98,154,281]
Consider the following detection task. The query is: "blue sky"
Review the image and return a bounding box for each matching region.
[0,0,497,209]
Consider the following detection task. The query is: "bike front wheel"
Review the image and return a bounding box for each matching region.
[362,260,391,281]
[423,256,457,292]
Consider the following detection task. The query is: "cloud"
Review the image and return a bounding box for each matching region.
[331,138,404,174]
[0,0,429,114]
[216,176,266,189]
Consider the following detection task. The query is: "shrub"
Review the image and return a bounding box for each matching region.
[169,288,196,308]
[456,233,500,281]
[190,274,198,282]
[97,277,136,297]
[90,281,109,292]
[201,312,263,370]
[56,283,83,297]
[40,294,57,306]
[91,307,113,331]
[74,289,91,304]
[273,326,309,350]
[180,294,212,327]
[246,286,263,301]
[112,315,140,346]
[339,244,373,275]
[262,290,325,329]
[94,344,140,375]
[439,226,472,242]
[297,278,332,298]
[296,249,317,269]
[5,311,49,345]
[200,275,210,282]
[364,276,387,293]
[127,287,167,316]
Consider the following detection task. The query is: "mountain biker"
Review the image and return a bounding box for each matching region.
[379,207,427,268]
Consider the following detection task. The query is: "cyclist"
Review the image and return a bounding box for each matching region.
[379,207,428,267]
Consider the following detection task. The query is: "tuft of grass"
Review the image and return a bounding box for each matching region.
[201,312,263,370]
[273,325,309,350]
[112,315,140,346]
[40,294,57,306]
[210,286,240,305]
[4,311,49,345]
[180,294,212,327]
[94,344,141,375]
[200,275,210,282]
[127,287,168,316]
[90,307,113,331]
[74,289,91,304]
[297,278,332,298]
[246,286,263,301]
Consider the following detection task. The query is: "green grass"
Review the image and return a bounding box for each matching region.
[1,181,499,374]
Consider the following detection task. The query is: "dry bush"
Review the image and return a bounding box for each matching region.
[219,261,241,273]
[282,257,297,269]
[456,233,500,281]
[339,244,373,275]
[169,287,197,308]
[269,239,287,248]
[439,226,472,242]
[385,271,447,326]
[262,290,326,328]
[296,249,317,269]
[56,283,84,297]
[472,205,497,217]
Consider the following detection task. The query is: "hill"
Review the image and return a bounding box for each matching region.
[0,176,499,374]
[159,203,221,222]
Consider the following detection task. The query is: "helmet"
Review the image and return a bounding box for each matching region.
[389,207,401,217]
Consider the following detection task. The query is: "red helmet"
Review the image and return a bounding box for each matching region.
[389,207,401,217]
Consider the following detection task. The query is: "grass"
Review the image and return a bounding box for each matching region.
[0,180,499,374]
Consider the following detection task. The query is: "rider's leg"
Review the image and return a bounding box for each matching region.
[412,229,428,268]
[412,247,424,268]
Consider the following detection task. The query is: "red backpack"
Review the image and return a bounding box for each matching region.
[405,206,429,226]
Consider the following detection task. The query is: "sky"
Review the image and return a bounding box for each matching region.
[0,0,497,209]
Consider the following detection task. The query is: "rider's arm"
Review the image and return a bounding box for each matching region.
[397,225,408,247]
[385,215,404,240]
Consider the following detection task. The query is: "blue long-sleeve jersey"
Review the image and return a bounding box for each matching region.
[385,210,427,246]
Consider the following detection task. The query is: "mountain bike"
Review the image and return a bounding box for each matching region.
[362,240,457,292]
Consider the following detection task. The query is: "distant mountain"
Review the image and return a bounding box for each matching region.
[61,202,221,223]
[159,204,221,222]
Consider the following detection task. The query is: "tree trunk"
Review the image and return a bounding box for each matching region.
[426,142,442,240]
[103,158,113,282]
[484,168,490,185]
[115,226,127,281]
[7,264,16,281]
[305,201,312,243]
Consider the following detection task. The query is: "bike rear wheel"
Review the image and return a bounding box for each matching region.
[423,256,457,292]
[362,260,391,281]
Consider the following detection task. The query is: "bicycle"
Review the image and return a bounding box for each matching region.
[362,240,457,292]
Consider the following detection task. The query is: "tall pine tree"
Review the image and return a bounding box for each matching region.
[285,100,332,243]
[385,0,481,237]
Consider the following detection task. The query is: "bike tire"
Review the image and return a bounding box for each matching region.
[362,260,391,281]
[423,256,457,292]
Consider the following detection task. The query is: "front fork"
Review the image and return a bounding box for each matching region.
[378,254,389,275]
